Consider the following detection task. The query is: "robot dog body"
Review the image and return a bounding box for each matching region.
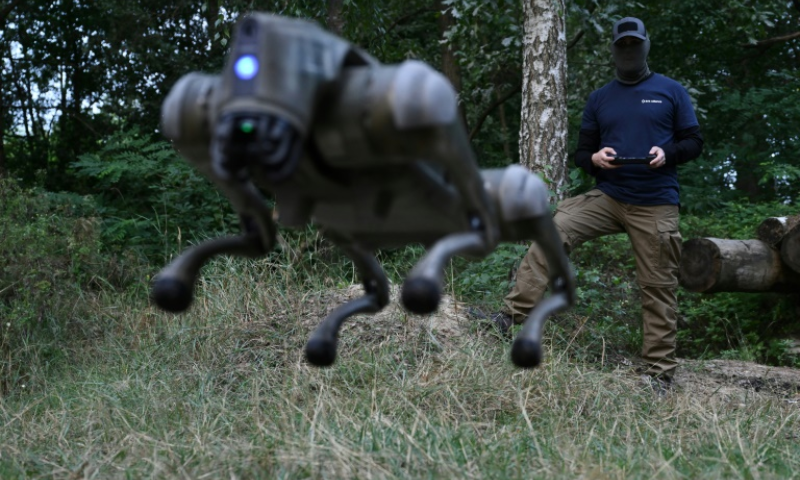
[153,13,575,368]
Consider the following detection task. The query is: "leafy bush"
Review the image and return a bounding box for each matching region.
[1,178,102,304]
[677,291,800,366]
[0,177,139,393]
[453,243,527,308]
[71,127,239,261]
[680,199,799,240]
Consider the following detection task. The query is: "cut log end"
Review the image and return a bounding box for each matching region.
[757,217,789,245]
[679,238,723,292]
[758,215,800,247]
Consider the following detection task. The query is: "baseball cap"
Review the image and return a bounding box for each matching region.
[612,17,647,43]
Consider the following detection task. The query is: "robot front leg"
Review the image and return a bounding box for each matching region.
[482,165,576,368]
[305,241,390,367]
[401,232,488,315]
[509,216,573,368]
[150,216,270,313]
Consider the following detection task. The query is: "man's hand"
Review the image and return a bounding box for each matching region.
[591,147,621,170]
[648,146,666,168]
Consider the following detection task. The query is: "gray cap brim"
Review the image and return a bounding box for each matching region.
[613,31,647,43]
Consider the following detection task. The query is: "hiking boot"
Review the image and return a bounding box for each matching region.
[640,374,674,398]
[489,312,513,336]
[468,308,514,337]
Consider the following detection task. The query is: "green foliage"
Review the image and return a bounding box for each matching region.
[678,291,800,366]
[566,166,595,196]
[677,160,737,214]
[0,178,102,307]
[0,177,139,393]
[694,84,800,204]
[680,199,799,239]
[71,127,238,260]
[453,243,528,307]
[441,0,523,166]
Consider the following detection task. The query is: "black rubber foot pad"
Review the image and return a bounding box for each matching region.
[305,338,337,367]
[151,277,193,313]
[401,277,441,314]
[511,338,542,369]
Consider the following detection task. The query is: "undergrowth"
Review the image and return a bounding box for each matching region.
[3,175,799,403]
[1,238,799,478]
[2,180,800,477]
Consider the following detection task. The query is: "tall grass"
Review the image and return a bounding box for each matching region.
[1,253,799,479]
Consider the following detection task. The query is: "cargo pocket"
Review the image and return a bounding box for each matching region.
[656,217,681,276]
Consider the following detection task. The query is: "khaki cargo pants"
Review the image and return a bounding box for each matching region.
[503,189,682,379]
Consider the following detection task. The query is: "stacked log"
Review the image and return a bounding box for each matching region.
[756,216,800,246]
[680,215,800,294]
[780,222,800,275]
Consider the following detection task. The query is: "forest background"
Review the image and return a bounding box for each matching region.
[1,1,800,477]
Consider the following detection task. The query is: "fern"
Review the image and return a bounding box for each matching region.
[71,127,238,259]
[73,128,175,189]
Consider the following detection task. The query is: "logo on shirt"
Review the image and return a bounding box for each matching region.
[642,99,663,104]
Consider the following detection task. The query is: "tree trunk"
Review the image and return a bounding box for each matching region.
[519,0,568,202]
[496,89,511,159]
[757,215,800,246]
[680,238,800,293]
[780,224,800,274]
[733,156,762,201]
[438,2,466,127]
[327,0,345,37]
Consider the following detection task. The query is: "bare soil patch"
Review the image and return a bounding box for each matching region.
[301,283,470,349]
[675,359,800,403]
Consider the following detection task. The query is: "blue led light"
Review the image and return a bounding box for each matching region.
[234,55,258,80]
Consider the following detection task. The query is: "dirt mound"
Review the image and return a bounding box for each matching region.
[303,283,470,348]
[295,285,800,402]
[676,359,800,403]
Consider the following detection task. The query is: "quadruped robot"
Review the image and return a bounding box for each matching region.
[151,13,575,369]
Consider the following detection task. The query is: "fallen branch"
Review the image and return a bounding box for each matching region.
[741,31,800,49]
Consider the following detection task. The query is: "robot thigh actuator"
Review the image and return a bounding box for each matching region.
[152,13,575,369]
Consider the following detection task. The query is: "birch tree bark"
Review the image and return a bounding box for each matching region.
[519,0,568,202]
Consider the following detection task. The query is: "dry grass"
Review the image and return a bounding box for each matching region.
[1,257,799,479]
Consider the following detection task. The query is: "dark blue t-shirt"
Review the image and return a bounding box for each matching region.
[581,73,699,206]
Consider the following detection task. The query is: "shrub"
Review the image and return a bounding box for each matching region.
[71,127,239,262]
[0,178,139,393]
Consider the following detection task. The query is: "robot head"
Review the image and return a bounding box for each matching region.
[162,14,370,184]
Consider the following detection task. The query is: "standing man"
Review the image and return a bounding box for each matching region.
[499,17,703,389]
